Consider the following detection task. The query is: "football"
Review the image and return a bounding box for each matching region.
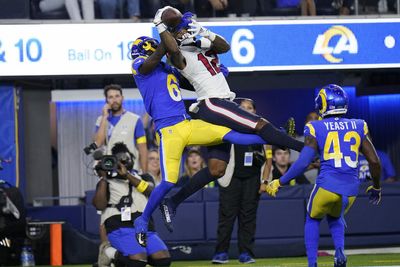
[161,7,182,29]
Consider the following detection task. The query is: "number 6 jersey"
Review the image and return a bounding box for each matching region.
[179,46,235,101]
[305,117,369,196]
[132,57,188,131]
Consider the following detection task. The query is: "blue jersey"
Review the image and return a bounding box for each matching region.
[132,56,189,131]
[305,117,369,196]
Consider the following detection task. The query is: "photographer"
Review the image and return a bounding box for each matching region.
[92,142,170,267]
[94,84,148,173]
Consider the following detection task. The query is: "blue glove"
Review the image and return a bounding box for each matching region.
[366,186,382,205]
[220,64,229,77]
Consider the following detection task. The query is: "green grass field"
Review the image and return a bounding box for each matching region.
[170,253,400,267]
[44,253,400,267]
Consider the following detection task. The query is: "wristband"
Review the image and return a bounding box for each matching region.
[265,149,272,159]
[156,23,167,34]
[136,180,149,193]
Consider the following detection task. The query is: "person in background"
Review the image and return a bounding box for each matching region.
[176,148,208,187]
[148,149,161,186]
[98,0,141,21]
[271,147,309,185]
[95,84,148,173]
[301,0,316,15]
[290,111,320,184]
[38,0,95,20]
[94,84,148,265]
[359,143,397,183]
[212,98,272,264]
[93,142,170,267]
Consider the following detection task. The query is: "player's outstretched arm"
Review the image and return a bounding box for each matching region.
[153,7,186,69]
[138,42,167,75]
[265,136,317,197]
[160,31,186,70]
[188,20,230,54]
[361,136,382,188]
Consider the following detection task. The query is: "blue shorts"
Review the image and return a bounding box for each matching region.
[108,228,168,256]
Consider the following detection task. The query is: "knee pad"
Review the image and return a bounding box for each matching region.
[148,257,172,266]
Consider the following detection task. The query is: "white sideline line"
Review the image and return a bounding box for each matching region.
[323,247,400,255]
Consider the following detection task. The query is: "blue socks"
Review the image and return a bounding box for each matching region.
[141,180,174,221]
[305,214,321,266]
[327,215,345,250]
[223,130,265,145]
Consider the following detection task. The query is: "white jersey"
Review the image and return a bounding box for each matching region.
[179,45,235,101]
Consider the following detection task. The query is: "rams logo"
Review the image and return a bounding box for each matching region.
[313,25,358,63]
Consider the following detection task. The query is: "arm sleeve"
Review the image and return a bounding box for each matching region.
[134,118,147,145]
[362,121,369,140]
[279,146,316,185]
[131,57,146,76]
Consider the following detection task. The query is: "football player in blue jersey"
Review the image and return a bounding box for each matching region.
[129,36,271,247]
[265,84,382,267]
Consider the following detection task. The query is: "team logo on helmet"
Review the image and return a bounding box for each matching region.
[130,36,159,59]
[315,84,348,117]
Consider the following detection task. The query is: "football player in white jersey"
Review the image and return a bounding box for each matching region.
[153,7,304,231]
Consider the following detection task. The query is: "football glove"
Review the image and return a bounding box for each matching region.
[366,186,382,205]
[187,20,216,41]
[153,6,171,33]
[266,179,281,197]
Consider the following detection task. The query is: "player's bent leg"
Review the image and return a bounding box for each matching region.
[222,130,265,145]
[135,126,185,246]
[255,118,304,152]
[160,144,230,232]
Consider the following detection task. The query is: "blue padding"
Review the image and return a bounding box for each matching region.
[85,205,100,235]
[153,202,205,241]
[346,196,400,234]
[260,185,305,200]
[27,206,85,231]
[255,200,305,238]
[205,202,238,240]
[85,190,96,205]
[166,187,203,202]
[202,187,219,201]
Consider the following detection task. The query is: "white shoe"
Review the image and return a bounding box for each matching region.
[98,241,112,267]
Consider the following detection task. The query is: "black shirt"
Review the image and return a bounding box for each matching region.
[271,162,309,185]
[233,144,265,178]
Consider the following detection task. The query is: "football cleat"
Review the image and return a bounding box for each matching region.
[284,117,296,137]
[334,248,347,267]
[136,232,147,248]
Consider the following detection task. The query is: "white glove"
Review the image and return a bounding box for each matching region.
[195,38,212,49]
[187,19,216,41]
[153,6,171,34]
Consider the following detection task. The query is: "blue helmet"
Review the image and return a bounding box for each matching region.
[169,12,193,33]
[315,84,348,118]
[130,36,159,59]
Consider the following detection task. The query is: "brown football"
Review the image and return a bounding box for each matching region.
[161,7,182,29]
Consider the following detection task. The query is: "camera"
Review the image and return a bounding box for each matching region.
[83,142,98,155]
[97,155,118,172]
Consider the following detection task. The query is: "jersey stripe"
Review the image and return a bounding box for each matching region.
[205,99,258,129]
[306,123,316,137]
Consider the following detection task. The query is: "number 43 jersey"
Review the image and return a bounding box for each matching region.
[179,46,235,101]
[132,57,188,131]
[305,117,369,196]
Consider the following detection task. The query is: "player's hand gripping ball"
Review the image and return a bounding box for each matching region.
[161,7,182,29]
